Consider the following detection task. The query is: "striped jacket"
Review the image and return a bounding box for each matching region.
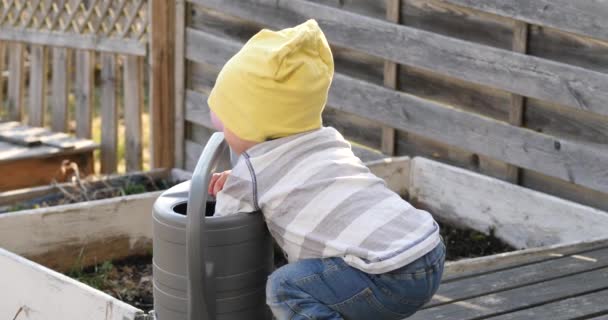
[215,127,440,274]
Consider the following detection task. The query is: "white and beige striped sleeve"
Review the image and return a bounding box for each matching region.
[213,157,258,216]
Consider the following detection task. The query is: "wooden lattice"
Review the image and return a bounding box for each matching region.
[0,0,148,41]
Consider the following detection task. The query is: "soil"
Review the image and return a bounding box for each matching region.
[67,219,515,311]
[0,173,176,214]
[66,255,154,312]
[437,219,516,261]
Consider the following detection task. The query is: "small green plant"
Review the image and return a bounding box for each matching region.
[66,248,115,290]
[68,260,115,290]
[123,182,147,195]
[7,204,28,212]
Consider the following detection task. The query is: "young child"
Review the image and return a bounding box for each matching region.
[206,19,445,320]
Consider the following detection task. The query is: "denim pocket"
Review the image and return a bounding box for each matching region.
[330,287,414,320]
[370,244,446,306]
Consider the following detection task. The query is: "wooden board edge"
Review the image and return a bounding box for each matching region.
[443,236,608,280]
[0,248,142,320]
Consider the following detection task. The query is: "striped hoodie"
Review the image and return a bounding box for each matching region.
[214,127,440,274]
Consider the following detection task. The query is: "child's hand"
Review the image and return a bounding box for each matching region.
[208,170,232,197]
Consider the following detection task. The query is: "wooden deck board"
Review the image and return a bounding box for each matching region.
[428,246,608,308]
[485,289,608,320]
[411,239,608,320]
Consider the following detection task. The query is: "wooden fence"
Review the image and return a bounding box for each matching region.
[175,0,608,211]
[0,0,151,173]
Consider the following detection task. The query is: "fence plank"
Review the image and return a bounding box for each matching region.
[0,29,146,56]
[185,89,213,129]
[74,50,95,139]
[123,55,144,172]
[505,21,529,184]
[174,0,186,169]
[27,45,47,127]
[50,47,69,132]
[439,0,608,42]
[185,29,608,193]
[7,42,24,121]
[100,53,118,174]
[191,0,608,118]
[150,0,176,169]
[0,42,4,117]
[381,0,400,156]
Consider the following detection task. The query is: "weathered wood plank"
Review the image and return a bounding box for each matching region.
[186,28,608,193]
[528,25,608,74]
[329,75,608,193]
[439,0,608,42]
[74,50,95,139]
[521,168,608,213]
[7,42,24,121]
[191,0,608,118]
[409,267,608,320]
[123,55,144,172]
[381,0,400,156]
[397,65,510,122]
[27,45,47,127]
[410,157,608,249]
[402,0,513,50]
[429,246,608,308]
[486,289,608,320]
[0,248,143,320]
[443,238,608,281]
[306,0,386,19]
[505,21,528,184]
[174,0,187,169]
[50,47,69,132]
[0,28,147,56]
[100,53,118,174]
[185,89,213,129]
[150,0,176,169]
[0,191,158,272]
[0,42,5,117]
[185,138,204,172]
[0,121,45,146]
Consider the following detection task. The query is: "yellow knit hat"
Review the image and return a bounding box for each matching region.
[208,19,334,142]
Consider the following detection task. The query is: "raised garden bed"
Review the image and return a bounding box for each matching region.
[0,168,191,272]
[68,220,516,313]
[1,157,607,319]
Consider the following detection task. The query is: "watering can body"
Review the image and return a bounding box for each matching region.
[152,133,274,320]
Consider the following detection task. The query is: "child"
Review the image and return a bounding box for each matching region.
[206,20,445,320]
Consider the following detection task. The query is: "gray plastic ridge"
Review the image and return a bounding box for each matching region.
[187,132,227,320]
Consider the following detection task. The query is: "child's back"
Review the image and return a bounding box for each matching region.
[215,127,440,275]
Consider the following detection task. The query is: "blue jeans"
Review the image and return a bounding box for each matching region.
[266,242,445,320]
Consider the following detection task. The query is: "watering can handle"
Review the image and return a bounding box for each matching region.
[186,132,228,320]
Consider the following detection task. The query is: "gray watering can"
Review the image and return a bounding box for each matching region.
[152,132,274,320]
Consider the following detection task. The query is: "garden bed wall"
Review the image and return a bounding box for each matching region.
[0,169,191,272]
[0,248,143,320]
[176,0,608,213]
